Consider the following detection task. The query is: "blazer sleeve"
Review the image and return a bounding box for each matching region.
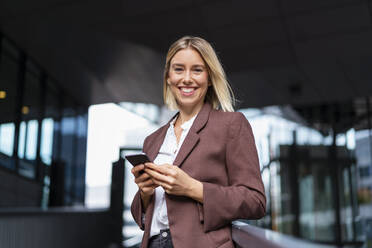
[131,190,145,230]
[201,112,266,232]
[130,136,150,230]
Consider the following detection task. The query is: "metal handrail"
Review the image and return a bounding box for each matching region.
[0,207,116,248]
[232,221,363,248]
[122,221,363,248]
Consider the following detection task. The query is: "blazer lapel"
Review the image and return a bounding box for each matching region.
[146,129,168,162]
[173,103,212,167]
[146,126,168,162]
[145,112,178,161]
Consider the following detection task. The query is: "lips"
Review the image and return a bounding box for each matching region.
[179,87,196,96]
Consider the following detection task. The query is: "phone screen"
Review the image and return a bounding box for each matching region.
[125,153,151,166]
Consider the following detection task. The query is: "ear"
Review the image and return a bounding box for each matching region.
[167,79,171,85]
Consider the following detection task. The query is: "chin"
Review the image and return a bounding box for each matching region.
[177,100,203,108]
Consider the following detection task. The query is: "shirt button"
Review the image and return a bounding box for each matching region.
[162,231,168,238]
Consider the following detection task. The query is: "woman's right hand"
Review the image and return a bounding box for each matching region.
[131,164,157,210]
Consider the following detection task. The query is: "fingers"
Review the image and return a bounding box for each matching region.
[134,172,152,184]
[151,178,172,190]
[144,162,156,167]
[137,175,158,196]
[135,163,183,193]
[144,168,174,185]
[138,178,157,188]
[131,164,145,177]
[145,163,177,176]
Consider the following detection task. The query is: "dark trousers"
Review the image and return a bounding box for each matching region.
[148,229,173,248]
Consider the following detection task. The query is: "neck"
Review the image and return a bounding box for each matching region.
[177,102,204,125]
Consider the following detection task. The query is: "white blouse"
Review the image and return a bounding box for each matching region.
[149,114,197,237]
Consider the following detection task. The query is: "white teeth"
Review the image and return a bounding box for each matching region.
[181,88,194,93]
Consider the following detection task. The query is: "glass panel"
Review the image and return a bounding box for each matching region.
[0,123,15,169]
[278,160,295,235]
[237,108,362,244]
[299,160,336,241]
[340,165,354,241]
[74,112,88,205]
[270,161,281,231]
[40,117,53,208]
[25,120,38,160]
[17,121,26,158]
[52,119,61,162]
[0,123,15,156]
[18,120,37,179]
[40,118,54,165]
[355,129,372,245]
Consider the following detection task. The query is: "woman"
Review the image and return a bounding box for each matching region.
[131,36,266,248]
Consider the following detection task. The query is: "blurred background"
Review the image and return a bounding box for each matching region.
[0,0,372,248]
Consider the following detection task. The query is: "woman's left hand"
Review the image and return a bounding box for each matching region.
[144,162,203,203]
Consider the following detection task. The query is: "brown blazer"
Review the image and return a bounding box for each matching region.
[131,103,266,248]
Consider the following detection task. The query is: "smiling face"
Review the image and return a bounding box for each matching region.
[167,48,210,113]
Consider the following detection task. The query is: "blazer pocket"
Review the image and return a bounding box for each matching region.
[206,226,232,248]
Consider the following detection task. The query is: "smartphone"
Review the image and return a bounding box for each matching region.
[125,153,151,166]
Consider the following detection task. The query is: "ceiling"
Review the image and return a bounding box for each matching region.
[1,0,372,131]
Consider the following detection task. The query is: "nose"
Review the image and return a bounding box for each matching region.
[183,70,192,84]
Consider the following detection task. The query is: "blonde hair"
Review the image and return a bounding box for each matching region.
[163,36,235,112]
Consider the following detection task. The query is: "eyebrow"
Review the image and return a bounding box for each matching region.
[171,63,205,68]
[171,63,184,67]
